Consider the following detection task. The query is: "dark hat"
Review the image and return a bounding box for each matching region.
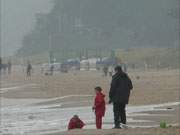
[114,66,122,72]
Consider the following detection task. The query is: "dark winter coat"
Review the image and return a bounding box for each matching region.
[109,72,133,104]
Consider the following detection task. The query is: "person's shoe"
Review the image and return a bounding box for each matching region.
[112,126,121,129]
[121,123,128,129]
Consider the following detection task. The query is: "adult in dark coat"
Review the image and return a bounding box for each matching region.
[27,63,32,77]
[109,66,133,128]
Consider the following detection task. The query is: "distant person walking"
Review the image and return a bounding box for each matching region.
[109,66,133,128]
[92,87,106,129]
[103,66,108,76]
[50,64,54,75]
[27,62,32,77]
[7,60,12,75]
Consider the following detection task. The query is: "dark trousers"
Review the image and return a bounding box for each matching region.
[113,103,126,127]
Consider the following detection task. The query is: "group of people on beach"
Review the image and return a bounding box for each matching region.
[0,57,12,75]
[68,66,133,130]
[0,57,34,77]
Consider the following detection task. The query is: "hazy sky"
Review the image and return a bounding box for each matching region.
[1,0,52,57]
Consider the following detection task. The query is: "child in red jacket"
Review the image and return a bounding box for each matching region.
[92,86,106,129]
[68,115,85,130]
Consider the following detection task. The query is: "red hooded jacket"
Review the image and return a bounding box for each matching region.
[68,116,85,130]
[94,91,106,117]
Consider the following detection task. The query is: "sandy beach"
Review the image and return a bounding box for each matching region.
[47,126,180,135]
[0,68,179,134]
[1,69,179,106]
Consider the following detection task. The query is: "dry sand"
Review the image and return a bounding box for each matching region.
[1,69,179,106]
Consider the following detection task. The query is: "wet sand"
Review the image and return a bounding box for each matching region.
[47,126,180,135]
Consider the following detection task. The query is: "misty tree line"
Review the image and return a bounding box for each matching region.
[17,0,179,62]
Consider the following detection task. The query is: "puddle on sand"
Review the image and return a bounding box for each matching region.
[0,99,179,135]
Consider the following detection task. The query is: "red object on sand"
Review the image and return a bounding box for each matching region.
[68,116,85,130]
